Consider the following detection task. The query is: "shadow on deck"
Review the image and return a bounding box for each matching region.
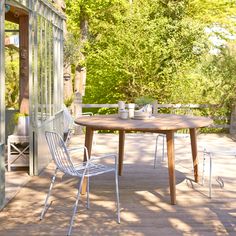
[1,133,236,235]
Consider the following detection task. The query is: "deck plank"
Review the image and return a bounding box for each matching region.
[1,133,236,235]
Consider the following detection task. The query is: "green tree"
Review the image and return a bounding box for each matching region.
[64,0,236,119]
[83,0,207,104]
[200,44,236,106]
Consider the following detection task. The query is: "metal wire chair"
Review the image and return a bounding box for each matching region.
[153,132,190,168]
[40,131,120,236]
[153,109,192,168]
[202,148,236,198]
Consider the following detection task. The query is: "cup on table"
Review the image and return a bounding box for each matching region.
[118,101,125,110]
[127,103,135,118]
[145,104,153,117]
[119,110,129,119]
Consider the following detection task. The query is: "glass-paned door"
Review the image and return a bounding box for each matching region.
[31,1,64,175]
[0,1,6,209]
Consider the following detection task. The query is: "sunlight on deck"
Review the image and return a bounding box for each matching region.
[1,133,236,235]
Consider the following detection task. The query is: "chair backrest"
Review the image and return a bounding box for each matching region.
[63,105,76,144]
[45,131,81,176]
[63,105,74,132]
[63,106,94,144]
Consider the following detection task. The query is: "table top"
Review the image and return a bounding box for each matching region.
[75,114,213,132]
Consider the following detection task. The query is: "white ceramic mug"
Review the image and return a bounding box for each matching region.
[118,101,125,110]
[127,103,135,118]
[119,110,129,119]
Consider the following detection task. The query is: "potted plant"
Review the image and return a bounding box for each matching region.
[13,112,29,136]
[64,95,74,108]
[134,96,155,109]
[134,96,155,117]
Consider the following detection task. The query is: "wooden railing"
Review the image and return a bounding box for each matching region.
[82,103,212,109]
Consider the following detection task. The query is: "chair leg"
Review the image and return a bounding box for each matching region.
[209,153,212,198]
[161,135,165,162]
[67,175,85,236]
[40,168,58,220]
[202,149,207,186]
[202,149,213,198]
[154,135,165,168]
[115,169,120,224]
[86,176,90,209]
[154,135,159,168]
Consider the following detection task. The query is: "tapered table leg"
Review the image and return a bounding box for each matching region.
[166,131,176,205]
[82,127,94,194]
[84,127,94,160]
[118,130,125,176]
[190,128,198,183]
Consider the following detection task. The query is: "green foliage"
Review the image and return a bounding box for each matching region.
[135,96,154,107]
[13,112,29,125]
[199,44,236,108]
[5,48,19,109]
[65,0,236,127]
[97,107,118,115]
[63,33,81,66]
[64,95,74,107]
[5,21,19,109]
[83,0,207,104]
[188,0,236,28]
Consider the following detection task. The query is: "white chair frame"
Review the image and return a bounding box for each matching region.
[40,131,120,236]
[202,148,236,198]
[63,105,95,146]
[153,109,192,168]
[153,132,190,168]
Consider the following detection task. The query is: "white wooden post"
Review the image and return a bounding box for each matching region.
[230,104,236,137]
[73,92,83,134]
[152,100,158,115]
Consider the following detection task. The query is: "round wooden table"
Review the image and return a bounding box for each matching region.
[75,114,213,205]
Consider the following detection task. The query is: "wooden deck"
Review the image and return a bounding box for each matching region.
[1,133,236,235]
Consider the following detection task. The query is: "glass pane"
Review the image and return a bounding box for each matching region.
[5,21,19,109]
[36,14,57,123]
[0,2,5,144]
[47,21,53,116]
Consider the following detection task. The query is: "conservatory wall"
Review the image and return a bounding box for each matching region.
[0,1,5,209]
[0,0,65,209]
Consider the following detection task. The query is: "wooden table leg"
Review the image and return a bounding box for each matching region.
[166,131,176,205]
[84,127,94,160]
[118,130,125,176]
[190,128,198,183]
[81,127,94,194]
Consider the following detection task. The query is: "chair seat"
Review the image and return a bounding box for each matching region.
[74,161,115,177]
[201,149,236,156]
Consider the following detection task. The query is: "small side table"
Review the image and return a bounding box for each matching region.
[7,135,29,171]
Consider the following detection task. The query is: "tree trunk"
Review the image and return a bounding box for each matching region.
[64,64,73,102]
[230,104,236,138]
[74,10,88,115]
[19,15,29,114]
[74,11,88,95]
